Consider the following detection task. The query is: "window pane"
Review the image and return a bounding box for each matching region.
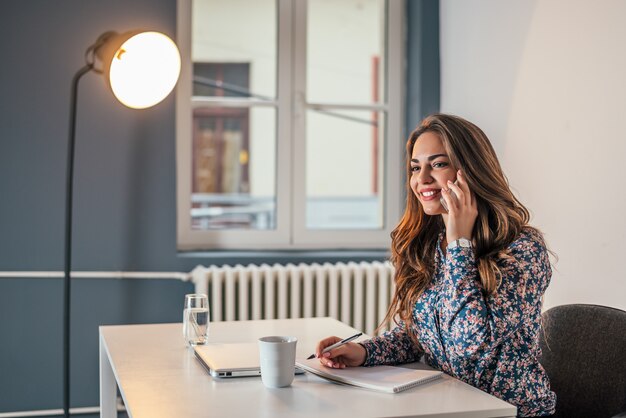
[193,63,250,97]
[191,107,276,230]
[307,0,386,104]
[306,109,385,229]
[192,0,276,99]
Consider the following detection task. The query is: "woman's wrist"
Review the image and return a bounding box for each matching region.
[447,237,473,250]
[357,342,368,366]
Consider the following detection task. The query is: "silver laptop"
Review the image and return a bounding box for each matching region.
[194,343,304,378]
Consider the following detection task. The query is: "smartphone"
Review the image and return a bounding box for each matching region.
[440,180,458,212]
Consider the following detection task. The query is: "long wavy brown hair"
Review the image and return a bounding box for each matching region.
[380,113,537,336]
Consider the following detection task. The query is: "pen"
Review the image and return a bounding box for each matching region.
[306,332,363,360]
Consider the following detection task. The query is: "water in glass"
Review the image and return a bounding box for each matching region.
[184,307,209,345]
[183,294,209,346]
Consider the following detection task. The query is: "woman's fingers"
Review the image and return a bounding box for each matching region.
[316,339,366,368]
[457,170,477,208]
[320,356,347,368]
[324,343,350,360]
[447,179,466,206]
[441,187,455,213]
[318,342,362,368]
[455,170,474,205]
[315,336,341,358]
[319,341,349,368]
[444,170,478,243]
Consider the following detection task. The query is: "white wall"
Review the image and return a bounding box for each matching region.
[440,0,626,311]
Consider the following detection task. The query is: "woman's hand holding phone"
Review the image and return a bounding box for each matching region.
[441,170,478,244]
[440,181,458,212]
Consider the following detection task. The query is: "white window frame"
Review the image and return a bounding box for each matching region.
[176,0,405,251]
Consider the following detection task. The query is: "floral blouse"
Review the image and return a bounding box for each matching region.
[360,228,556,417]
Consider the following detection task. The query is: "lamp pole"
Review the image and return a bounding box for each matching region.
[62,30,179,417]
[63,63,93,418]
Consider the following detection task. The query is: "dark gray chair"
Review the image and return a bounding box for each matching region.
[539,304,626,418]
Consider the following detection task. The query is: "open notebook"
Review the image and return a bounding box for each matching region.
[296,358,442,394]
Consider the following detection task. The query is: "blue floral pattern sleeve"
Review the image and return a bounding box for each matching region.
[361,320,424,366]
[360,228,556,417]
[439,229,549,362]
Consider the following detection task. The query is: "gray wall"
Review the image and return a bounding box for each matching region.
[0,0,438,414]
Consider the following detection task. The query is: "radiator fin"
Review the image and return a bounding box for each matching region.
[192,261,395,335]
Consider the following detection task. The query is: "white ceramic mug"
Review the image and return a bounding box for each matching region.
[258,336,298,388]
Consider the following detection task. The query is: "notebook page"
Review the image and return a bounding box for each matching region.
[296,358,442,394]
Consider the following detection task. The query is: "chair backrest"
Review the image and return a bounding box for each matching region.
[539,304,626,418]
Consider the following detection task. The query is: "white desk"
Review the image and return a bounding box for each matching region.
[99,318,516,418]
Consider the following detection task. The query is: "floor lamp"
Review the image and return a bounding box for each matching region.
[64,30,180,417]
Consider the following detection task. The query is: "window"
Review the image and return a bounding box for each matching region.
[176,0,405,250]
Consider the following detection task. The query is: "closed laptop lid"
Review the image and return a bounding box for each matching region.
[194,343,260,373]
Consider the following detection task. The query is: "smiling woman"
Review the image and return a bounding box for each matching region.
[314,114,556,417]
[408,132,457,216]
[394,114,533,299]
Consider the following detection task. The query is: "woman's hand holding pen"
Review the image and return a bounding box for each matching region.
[441,170,478,244]
[315,336,366,369]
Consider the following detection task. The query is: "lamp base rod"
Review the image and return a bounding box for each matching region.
[64,63,92,418]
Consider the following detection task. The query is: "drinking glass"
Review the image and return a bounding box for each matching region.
[183,294,209,346]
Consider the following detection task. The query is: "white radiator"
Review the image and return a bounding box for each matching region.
[191,261,395,336]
